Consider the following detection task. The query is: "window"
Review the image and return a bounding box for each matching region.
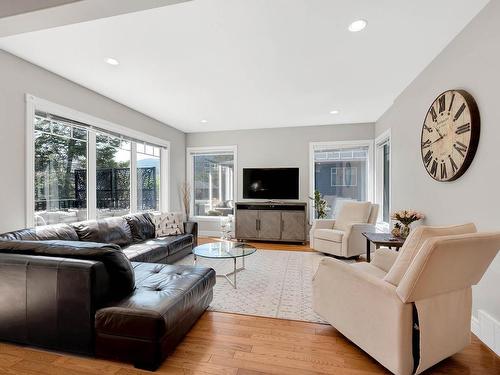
[27,96,170,227]
[330,167,358,187]
[310,141,373,220]
[96,133,131,219]
[136,143,161,212]
[187,147,236,218]
[375,130,391,224]
[34,113,88,225]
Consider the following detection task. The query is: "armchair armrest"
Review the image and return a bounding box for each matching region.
[311,219,336,230]
[309,219,336,249]
[343,223,376,257]
[313,257,397,299]
[371,247,399,273]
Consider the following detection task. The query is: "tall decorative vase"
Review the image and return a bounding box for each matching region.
[400,224,410,239]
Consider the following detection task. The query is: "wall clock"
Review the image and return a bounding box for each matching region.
[420,89,480,181]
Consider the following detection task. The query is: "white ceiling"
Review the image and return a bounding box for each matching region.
[0,0,80,18]
[0,0,490,133]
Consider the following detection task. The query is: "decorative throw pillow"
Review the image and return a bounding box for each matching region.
[384,223,477,286]
[151,212,184,237]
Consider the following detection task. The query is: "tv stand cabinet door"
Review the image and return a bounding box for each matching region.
[258,211,281,240]
[236,210,259,239]
[281,211,306,241]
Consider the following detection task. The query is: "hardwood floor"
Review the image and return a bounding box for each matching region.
[0,242,497,374]
[198,236,314,252]
[0,312,498,374]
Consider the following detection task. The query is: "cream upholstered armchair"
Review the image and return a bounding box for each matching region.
[309,201,379,258]
[313,223,500,375]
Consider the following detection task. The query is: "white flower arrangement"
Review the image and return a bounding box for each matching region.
[391,209,425,226]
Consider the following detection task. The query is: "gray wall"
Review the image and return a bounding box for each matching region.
[375,0,500,320]
[0,50,185,233]
[187,123,374,233]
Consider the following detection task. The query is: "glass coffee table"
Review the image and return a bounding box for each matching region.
[192,242,256,289]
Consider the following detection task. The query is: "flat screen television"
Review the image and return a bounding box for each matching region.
[243,168,299,200]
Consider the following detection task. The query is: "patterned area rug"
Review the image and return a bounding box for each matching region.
[175,250,329,323]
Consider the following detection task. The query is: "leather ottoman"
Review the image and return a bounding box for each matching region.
[95,262,215,370]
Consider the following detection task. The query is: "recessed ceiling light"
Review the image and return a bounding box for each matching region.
[329,110,340,115]
[348,19,367,32]
[105,57,119,66]
[200,119,208,123]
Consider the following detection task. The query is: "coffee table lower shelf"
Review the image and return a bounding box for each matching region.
[193,254,247,289]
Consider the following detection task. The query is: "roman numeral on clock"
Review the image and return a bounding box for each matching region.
[454,141,468,157]
[449,155,459,173]
[448,93,455,112]
[453,103,466,121]
[429,106,438,122]
[455,123,470,134]
[440,162,448,179]
[423,150,433,167]
[438,95,446,113]
[430,159,438,177]
[422,139,431,148]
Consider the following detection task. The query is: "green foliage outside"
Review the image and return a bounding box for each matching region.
[34,119,130,207]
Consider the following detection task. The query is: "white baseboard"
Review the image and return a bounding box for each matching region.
[472,310,500,356]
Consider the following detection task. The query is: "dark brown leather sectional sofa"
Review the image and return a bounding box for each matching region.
[0,213,215,371]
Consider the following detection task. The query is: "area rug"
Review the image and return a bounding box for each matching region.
[175,250,330,323]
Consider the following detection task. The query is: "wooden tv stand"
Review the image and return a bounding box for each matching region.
[235,202,307,244]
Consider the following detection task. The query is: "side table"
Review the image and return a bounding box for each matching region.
[361,232,405,262]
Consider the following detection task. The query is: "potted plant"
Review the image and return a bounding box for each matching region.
[309,190,329,219]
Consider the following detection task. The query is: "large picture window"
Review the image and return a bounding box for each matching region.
[136,143,161,212]
[34,113,88,225]
[310,141,373,220]
[96,132,131,219]
[28,96,169,227]
[187,147,236,218]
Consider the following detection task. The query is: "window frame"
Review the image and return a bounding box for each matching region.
[309,140,374,224]
[374,129,392,227]
[186,145,238,222]
[330,166,358,187]
[26,94,170,227]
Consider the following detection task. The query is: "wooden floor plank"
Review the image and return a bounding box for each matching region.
[0,311,498,374]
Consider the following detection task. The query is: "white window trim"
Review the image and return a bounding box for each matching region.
[25,94,170,227]
[374,128,392,227]
[186,145,237,222]
[309,140,374,224]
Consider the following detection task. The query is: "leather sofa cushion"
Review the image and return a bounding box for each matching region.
[0,239,134,299]
[71,217,133,246]
[122,235,193,263]
[95,263,215,341]
[314,228,344,243]
[124,213,155,242]
[0,223,79,241]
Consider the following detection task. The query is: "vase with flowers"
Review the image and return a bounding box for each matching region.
[391,210,425,238]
